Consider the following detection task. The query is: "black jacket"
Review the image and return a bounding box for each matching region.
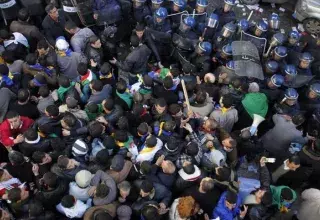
[19,139,51,157]
[116,44,151,74]
[85,45,104,65]
[104,104,124,126]
[153,85,179,106]
[134,30,161,62]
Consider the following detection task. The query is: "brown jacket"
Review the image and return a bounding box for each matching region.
[107,160,133,184]
[83,203,116,220]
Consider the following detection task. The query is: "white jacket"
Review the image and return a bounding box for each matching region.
[136,138,163,163]
[56,199,92,218]
[69,182,91,202]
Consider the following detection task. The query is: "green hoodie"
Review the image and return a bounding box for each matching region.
[57,81,76,102]
[270,185,297,209]
[116,91,133,109]
[242,92,268,119]
[85,104,103,121]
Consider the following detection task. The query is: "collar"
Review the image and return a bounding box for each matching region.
[283,159,290,170]
[25,133,40,144]
[164,143,177,152]
[178,166,201,181]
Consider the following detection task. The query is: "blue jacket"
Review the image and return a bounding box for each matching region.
[213,191,242,220]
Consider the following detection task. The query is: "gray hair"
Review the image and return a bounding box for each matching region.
[117,181,131,192]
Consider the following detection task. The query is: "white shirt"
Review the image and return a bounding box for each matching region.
[56,199,91,218]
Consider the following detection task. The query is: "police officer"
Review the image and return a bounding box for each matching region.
[286,31,303,53]
[201,13,219,42]
[213,43,232,66]
[269,46,287,69]
[215,0,236,30]
[300,83,320,116]
[213,22,236,52]
[267,13,280,39]
[234,18,249,40]
[264,60,279,76]
[283,64,297,87]
[297,52,313,76]
[188,41,212,77]
[250,20,268,38]
[177,16,198,40]
[274,88,300,116]
[194,0,209,35]
[261,74,284,104]
[149,0,164,12]
[169,0,187,30]
[132,0,152,23]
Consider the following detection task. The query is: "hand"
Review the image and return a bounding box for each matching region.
[14,134,24,144]
[199,36,204,42]
[212,57,217,62]
[118,196,126,203]
[0,162,7,168]
[109,57,117,64]
[88,186,97,197]
[126,152,133,158]
[96,116,108,125]
[156,155,165,166]
[204,213,210,220]
[158,203,169,215]
[183,123,193,133]
[260,157,266,167]
[32,163,39,176]
[205,133,214,141]
[75,82,81,93]
[62,129,70,137]
[93,13,98,20]
[158,62,164,69]
[282,114,292,121]
[196,76,202,85]
[240,205,248,218]
[90,59,98,67]
[2,194,8,200]
[30,96,39,103]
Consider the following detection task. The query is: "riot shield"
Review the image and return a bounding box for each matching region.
[213,66,237,84]
[146,28,172,44]
[177,51,197,73]
[240,31,267,56]
[231,41,264,80]
[71,0,95,26]
[283,75,314,88]
[172,33,196,51]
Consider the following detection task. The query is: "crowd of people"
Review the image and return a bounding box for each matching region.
[0,0,320,219]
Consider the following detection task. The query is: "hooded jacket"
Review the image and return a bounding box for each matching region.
[212,191,242,220]
[270,185,297,210]
[242,92,268,119]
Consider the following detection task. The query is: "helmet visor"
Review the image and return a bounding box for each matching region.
[207,17,219,28]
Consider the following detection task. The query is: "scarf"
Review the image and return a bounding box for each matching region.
[57,82,75,101]
[139,84,152,95]
[139,145,156,154]
[99,71,114,79]
[158,68,170,80]
[0,74,14,86]
[154,122,172,137]
[56,48,73,57]
[221,107,229,114]
[116,91,133,109]
[80,70,94,86]
[115,136,134,149]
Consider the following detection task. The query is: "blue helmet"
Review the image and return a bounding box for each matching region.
[288,31,300,40]
[152,0,163,4]
[183,16,196,28]
[226,60,235,70]
[222,43,232,56]
[285,88,299,99]
[155,7,168,19]
[268,13,280,30]
[207,13,219,28]
[197,0,208,7]
[256,20,268,32]
[173,0,187,8]
[272,33,286,45]
[266,60,279,73]
[299,52,314,62]
[310,83,320,96]
[271,74,284,87]
[274,46,287,58]
[284,64,297,75]
[224,0,235,5]
[238,19,249,32]
[199,41,212,54]
[223,22,237,33]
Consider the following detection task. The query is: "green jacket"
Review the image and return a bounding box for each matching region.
[242,92,268,119]
[270,185,297,209]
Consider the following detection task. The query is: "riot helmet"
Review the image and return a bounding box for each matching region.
[274,46,287,60]
[224,0,235,12]
[154,7,168,23]
[265,60,279,74]
[133,0,146,8]
[179,16,196,32]
[207,13,219,28]
[222,43,232,57]
[269,74,284,88]
[309,83,320,99]
[284,64,297,85]
[299,52,314,69]
[221,22,236,38]
[284,88,299,100]
[151,0,164,10]
[238,19,249,33]
[196,0,208,13]
[173,0,187,11]
[226,60,235,70]
[268,13,280,30]
[288,31,300,45]
[254,20,268,37]
[197,41,212,55]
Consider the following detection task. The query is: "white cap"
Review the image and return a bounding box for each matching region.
[55,36,69,51]
[75,170,93,188]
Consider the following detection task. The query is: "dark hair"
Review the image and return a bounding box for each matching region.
[140,180,153,193]
[117,116,129,131]
[45,105,59,117]
[170,68,181,78]
[226,190,238,204]
[183,163,195,174]
[57,156,69,169]
[26,53,37,65]
[62,113,77,128]
[0,29,10,40]
[232,78,244,89]
[8,151,25,165]
[77,62,88,76]
[141,204,160,220]
[130,35,140,48]
[58,75,70,88]
[195,89,207,104]
[288,155,300,165]
[281,188,293,201]
[163,76,173,89]
[221,94,233,108]
[96,184,110,198]
[96,149,109,166]
[88,121,104,138]
[37,40,49,50]
[61,195,75,208]
[137,123,149,135]
[155,98,166,108]
[217,167,231,181]
[43,172,57,188]
[93,211,112,220]
[45,4,56,14]
[140,161,152,175]
[143,75,153,87]
[114,130,128,142]
[146,135,157,147]
[102,136,116,150]
[100,62,111,75]
[86,102,99,113]
[24,128,38,141]
[168,104,182,115]
[163,120,176,132]
[29,201,44,217]
[292,113,305,126]
[89,35,99,44]
[65,20,77,30]
[38,86,50,98]
[50,138,67,152]
[103,98,114,111]
[132,104,144,116]
[261,191,273,206]
[32,151,46,163]
[17,89,30,102]
[18,8,29,21]
[8,188,22,203]
[136,23,146,31]
[116,80,127,94]
[2,50,15,63]
[6,111,19,119]
[185,142,199,156]
[91,80,103,92]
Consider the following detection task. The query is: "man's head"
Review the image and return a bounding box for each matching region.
[61,113,77,130]
[6,111,21,130]
[89,35,102,49]
[199,177,214,192]
[286,155,300,171]
[215,166,231,181]
[154,98,167,114]
[65,20,78,34]
[222,137,237,152]
[116,80,127,94]
[219,94,233,108]
[57,156,78,170]
[90,80,103,93]
[202,118,218,131]
[17,89,30,104]
[96,184,110,198]
[135,23,145,39]
[45,4,58,20]
[41,172,58,189]
[45,105,59,118]
[32,151,52,165]
[24,128,40,144]
[8,151,25,165]
[225,190,238,210]
[61,195,76,208]
[281,187,294,203]
[161,160,176,174]
[8,187,29,203]
[102,98,114,113]
[37,40,49,56]
[140,180,154,197]
[118,181,131,198]
[130,34,140,48]
[18,8,30,22]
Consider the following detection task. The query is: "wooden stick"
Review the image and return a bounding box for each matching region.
[247,10,253,21]
[181,79,190,110]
